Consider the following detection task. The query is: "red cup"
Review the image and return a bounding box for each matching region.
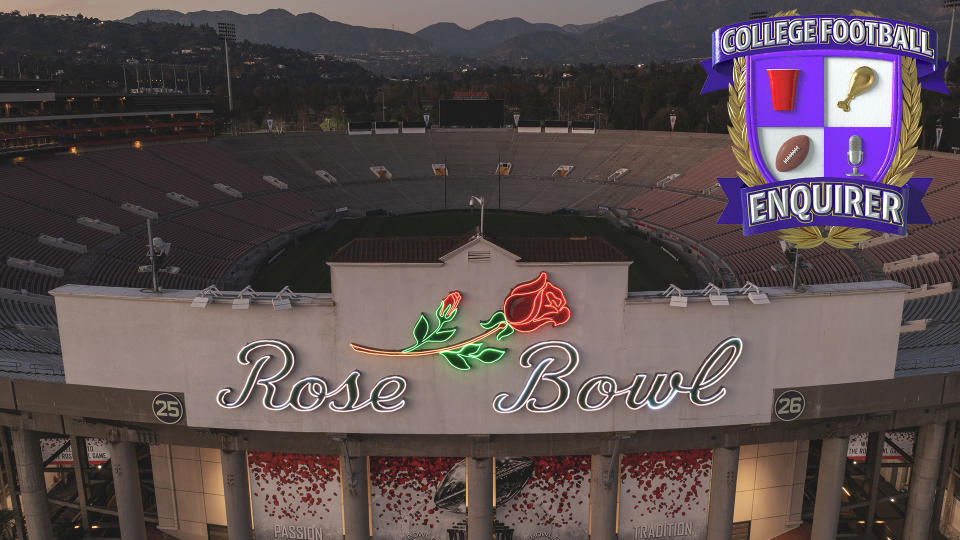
[767,69,799,111]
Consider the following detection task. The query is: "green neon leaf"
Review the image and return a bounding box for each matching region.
[428,328,456,343]
[459,342,482,356]
[496,324,514,341]
[440,351,471,370]
[480,311,507,329]
[412,314,430,345]
[474,347,506,364]
[436,304,459,322]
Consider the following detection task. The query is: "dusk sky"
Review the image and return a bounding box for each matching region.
[2,0,660,32]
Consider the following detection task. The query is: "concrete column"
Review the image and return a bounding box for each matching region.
[467,457,493,540]
[589,455,618,540]
[340,455,370,540]
[706,447,739,540]
[11,429,53,540]
[811,436,849,540]
[221,450,253,540]
[904,423,947,540]
[110,440,147,540]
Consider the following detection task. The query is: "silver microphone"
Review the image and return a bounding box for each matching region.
[847,135,864,177]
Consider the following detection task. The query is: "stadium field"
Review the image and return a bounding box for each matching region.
[252,210,697,292]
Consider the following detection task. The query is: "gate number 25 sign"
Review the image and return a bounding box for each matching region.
[153,393,185,424]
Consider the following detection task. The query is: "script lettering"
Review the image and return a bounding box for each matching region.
[217,339,408,413]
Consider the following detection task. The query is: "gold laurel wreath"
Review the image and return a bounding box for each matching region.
[726,9,922,249]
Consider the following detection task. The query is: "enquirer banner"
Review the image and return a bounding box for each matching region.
[700,13,946,249]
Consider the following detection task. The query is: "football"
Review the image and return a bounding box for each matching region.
[433,457,534,513]
[775,135,811,172]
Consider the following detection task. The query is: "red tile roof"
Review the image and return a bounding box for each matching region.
[327,235,630,264]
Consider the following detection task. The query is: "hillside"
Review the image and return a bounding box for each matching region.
[0,12,373,87]
[490,0,956,64]
[416,18,565,57]
[125,0,958,68]
[124,9,437,56]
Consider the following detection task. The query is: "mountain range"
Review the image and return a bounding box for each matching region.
[124,9,436,56]
[124,0,958,67]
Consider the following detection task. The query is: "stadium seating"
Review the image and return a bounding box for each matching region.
[897,290,960,375]
[0,141,328,346]
[2,132,959,359]
[620,148,960,290]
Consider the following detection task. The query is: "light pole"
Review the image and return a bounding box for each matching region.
[936,118,944,150]
[217,22,237,133]
[146,219,159,293]
[497,153,502,209]
[469,196,485,237]
[555,86,562,119]
[946,1,960,80]
[138,219,178,293]
[380,88,387,122]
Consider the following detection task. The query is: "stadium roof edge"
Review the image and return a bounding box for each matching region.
[50,280,907,302]
[627,280,908,303]
[49,285,334,304]
[327,235,631,264]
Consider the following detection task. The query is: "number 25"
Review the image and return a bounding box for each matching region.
[156,400,180,417]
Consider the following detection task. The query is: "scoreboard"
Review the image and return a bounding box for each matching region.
[439,98,504,128]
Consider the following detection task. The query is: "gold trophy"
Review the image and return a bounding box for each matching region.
[837,66,876,112]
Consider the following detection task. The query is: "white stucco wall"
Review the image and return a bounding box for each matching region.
[51,241,906,435]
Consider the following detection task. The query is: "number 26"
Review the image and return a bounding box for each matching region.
[777,396,802,415]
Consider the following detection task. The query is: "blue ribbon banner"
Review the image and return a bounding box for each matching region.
[701,16,949,95]
[716,177,932,236]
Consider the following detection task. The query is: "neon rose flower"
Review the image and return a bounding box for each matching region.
[503,272,571,332]
[350,273,571,370]
[439,291,461,319]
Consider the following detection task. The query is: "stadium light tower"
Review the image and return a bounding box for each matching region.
[469,196,486,237]
[217,22,237,130]
[497,153,502,209]
[771,241,811,290]
[138,218,180,293]
[946,1,960,79]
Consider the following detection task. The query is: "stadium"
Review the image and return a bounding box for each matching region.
[2,80,960,540]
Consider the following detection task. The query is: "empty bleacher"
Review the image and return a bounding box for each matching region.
[2,132,959,364]
[0,140,329,347]
[618,147,960,290]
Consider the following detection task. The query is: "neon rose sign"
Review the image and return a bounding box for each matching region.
[215,272,743,414]
[349,272,570,370]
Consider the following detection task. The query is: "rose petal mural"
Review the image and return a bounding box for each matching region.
[618,450,712,539]
[248,452,342,539]
[371,456,463,540]
[495,455,590,540]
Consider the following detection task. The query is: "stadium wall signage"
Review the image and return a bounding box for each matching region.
[214,337,743,415]
[701,12,946,248]
[215,273,743,415]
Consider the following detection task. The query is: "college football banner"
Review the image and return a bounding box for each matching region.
[40,438,110,466]
[847,431,916,462]
[494,456,590,540]
[701,13,945,247]
[370,456,462,540]
[247,452,342,540]
[618,450,712,539]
